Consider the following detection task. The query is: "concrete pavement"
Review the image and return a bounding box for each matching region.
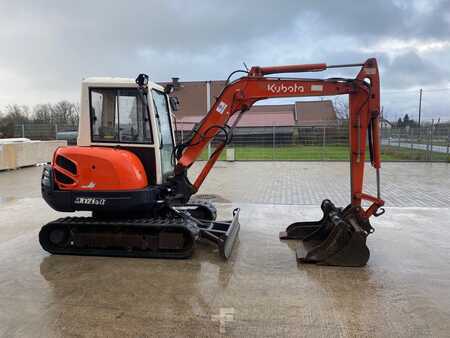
[0,162,449,337]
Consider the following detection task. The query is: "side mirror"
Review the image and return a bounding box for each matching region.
[136,74,149,87]
[169,96,180,112]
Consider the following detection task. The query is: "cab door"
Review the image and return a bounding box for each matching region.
[151,89,175,182]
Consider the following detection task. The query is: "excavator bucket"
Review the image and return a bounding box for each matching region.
[279,200,373,267]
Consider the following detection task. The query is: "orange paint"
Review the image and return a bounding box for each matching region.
[177,58,384,219]
[52,146,148,191]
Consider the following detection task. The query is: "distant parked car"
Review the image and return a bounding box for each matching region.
[56,131,78,145]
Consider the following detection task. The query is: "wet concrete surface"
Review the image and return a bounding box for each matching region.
[1,163,450,337]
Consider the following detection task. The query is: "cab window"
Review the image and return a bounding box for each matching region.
[152,89,175,180]
[90,88,153,144]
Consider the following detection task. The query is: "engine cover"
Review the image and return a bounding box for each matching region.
[51,146,148,191]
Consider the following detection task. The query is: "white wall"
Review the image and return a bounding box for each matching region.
[0,140,67,170]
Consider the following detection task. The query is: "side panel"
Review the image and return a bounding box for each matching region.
[121,146,157,185]
[42,165,159,213]
[52,146,148,191]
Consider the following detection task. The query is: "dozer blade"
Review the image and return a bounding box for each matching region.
[279,200,373,267]
[198,208,240,259]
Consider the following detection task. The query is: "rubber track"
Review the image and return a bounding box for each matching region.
[185,198,217,220]
[39,216,199,259]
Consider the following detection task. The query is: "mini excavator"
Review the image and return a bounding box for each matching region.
[40,58,385,267]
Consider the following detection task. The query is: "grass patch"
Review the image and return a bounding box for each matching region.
[198,145,449,162]
[237,145,352,160]
[381,145,449,162]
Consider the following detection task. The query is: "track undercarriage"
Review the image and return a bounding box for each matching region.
[39,200,241,260]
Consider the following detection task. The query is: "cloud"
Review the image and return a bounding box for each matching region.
[383,51,450,88]
[0,0,449,118]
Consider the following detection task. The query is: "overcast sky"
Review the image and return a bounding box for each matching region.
[0,0,449,120]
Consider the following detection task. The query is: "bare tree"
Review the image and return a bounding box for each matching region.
[0,105,31,137]
[334,97,349,120]
[51,101,79,126]
[33,103,53,123]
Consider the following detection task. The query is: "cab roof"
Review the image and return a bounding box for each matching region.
[82,77,164,91]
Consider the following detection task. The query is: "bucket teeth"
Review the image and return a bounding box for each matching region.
[280,200,372,267]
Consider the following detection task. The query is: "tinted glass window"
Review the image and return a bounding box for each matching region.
[90,88,152,144]
[152,90,173,145]
[152,89,174,180]
[91,89,118,142]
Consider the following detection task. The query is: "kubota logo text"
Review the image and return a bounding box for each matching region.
[267,83,304,94]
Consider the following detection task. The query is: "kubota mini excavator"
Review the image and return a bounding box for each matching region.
[40,58,385,267]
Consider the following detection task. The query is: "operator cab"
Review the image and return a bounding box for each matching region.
[77,77,176,184]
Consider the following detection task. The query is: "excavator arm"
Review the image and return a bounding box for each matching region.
[174,58,384,220]
[38,59,385,266]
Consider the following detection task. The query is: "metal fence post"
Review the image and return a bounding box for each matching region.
[272,125,275,160]
[55,124,58,140]
[322,126,326,160]
[410,127,413,153]
[446,128,449,160]
[426,127,431,161]
[430,120,434,161]
[21,124,25,138]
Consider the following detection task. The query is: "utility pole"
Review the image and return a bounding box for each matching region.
[418,88,422,138]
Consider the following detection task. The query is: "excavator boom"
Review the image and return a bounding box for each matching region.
[170,58,385,266]
[174,58,384,219]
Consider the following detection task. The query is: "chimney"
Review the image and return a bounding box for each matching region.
[171,77,180,89]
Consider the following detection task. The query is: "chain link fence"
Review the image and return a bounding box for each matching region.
[381,124,450,161]
[15,121,450,162]
[177,121,450,162]
[14,123,78,143]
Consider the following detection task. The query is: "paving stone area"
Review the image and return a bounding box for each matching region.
[1,162,448,208]
[190,162,450,208]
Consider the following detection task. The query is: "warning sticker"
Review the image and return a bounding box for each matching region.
[216,101,228,114]
[364,68,377,75]
[311,84,323,92]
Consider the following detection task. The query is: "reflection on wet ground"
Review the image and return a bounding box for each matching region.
[0,198,449,336]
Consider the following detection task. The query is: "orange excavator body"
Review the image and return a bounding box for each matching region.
[40,58,385,266]
[53,146,148,191]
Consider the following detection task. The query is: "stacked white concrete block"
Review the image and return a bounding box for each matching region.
[0,139,67,170]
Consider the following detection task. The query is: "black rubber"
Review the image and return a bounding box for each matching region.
[173,198,217,221]
[39,216,200,259]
